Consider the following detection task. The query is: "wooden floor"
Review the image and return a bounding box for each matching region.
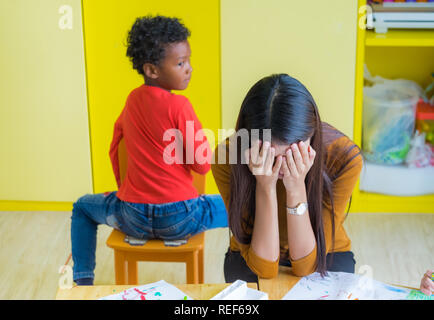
[0,211,432,299]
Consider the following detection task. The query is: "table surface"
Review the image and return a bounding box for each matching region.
[56,283,258,300]
[258,266,302,300]
[56,269,417,300]
[258,266,418,300]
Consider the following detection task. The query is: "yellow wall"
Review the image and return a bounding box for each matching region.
[0,0,374,211]
[220,0,358,139]
[0,0,92,208]
[82,0,221,195]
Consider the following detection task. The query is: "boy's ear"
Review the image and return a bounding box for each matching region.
[143,63,159,79]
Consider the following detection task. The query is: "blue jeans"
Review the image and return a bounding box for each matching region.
[70,191,228,281]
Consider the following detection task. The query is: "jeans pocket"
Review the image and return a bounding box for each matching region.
[120,202,151,239]
[152,203,192,230]
[123,202,146,224]
[124,202,145,214]
[153,214,200,240]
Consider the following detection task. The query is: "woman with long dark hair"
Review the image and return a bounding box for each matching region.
[211,74,363,282]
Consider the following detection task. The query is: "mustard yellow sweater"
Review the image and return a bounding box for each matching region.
[211,124,363,278]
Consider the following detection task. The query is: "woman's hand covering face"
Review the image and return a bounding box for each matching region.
[280,141,316,191]
[244,140,283,190]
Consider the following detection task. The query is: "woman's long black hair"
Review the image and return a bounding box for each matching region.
[229,74,337,276]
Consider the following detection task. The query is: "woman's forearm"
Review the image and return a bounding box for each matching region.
[250,184,280,262]
[286,187,316,261]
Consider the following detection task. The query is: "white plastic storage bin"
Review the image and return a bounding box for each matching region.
[359,161,434,196]
[362,80,419,165]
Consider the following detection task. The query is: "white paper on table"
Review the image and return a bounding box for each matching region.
[99,280,193,300]
[210,280,268,300]
[281,272,411,300]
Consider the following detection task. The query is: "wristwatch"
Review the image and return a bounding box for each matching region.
[286,202,308,216]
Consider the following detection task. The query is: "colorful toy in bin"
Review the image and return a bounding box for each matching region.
[405,131,433,168]
[362,78,420,165]
[416,99,434,146]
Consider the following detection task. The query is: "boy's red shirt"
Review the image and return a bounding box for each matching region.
[109,85,211,204]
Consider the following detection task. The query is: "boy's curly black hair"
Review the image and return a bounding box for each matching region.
[126,15,191,76]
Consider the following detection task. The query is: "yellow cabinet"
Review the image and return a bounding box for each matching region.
[351,0,434,213]
[0,0,92,207]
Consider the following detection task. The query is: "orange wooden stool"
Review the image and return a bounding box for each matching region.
[106,139,206,285]
[106,229,204,284]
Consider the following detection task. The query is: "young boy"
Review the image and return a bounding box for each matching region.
[70,16,228,286]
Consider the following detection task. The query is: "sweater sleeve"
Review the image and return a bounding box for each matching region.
[289,246,318,277]
[176,97,211,175]
[323,140,363,252]
[231,238,280,278]
[211,140,280,279]
[288,138,363,277]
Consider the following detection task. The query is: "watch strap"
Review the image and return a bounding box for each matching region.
[286,202,308,216]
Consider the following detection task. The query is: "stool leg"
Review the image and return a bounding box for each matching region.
[127,260,138,285]
[114,250,127,285]
[186,251,199,284]
[198,249,204,284]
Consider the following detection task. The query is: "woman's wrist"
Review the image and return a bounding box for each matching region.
[286,184,307,207]
[256,181,277,196]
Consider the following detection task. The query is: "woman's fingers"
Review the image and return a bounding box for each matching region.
[285,148,298,176]
[298,141,309,165]
[259,140,269,160]
[272,154,283,175]
[280,155,290,176]
[291,143,304,174]
[252,140,268,172]
[250,139,262,167]
[264,146,275,176]
[247,140,316,179]
[248,140,276,176]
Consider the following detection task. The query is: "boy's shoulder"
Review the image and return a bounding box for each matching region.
[129,84,191,107]
[169,91,191,107]
[159,90,193,114]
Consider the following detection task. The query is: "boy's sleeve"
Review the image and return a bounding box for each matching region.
[176,98,211,175]
[109,110,124,189]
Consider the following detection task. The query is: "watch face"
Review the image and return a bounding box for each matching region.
[287,202,308,215]
[296,202,308,215]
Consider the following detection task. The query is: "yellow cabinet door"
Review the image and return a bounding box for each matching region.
[0,0,92,203]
